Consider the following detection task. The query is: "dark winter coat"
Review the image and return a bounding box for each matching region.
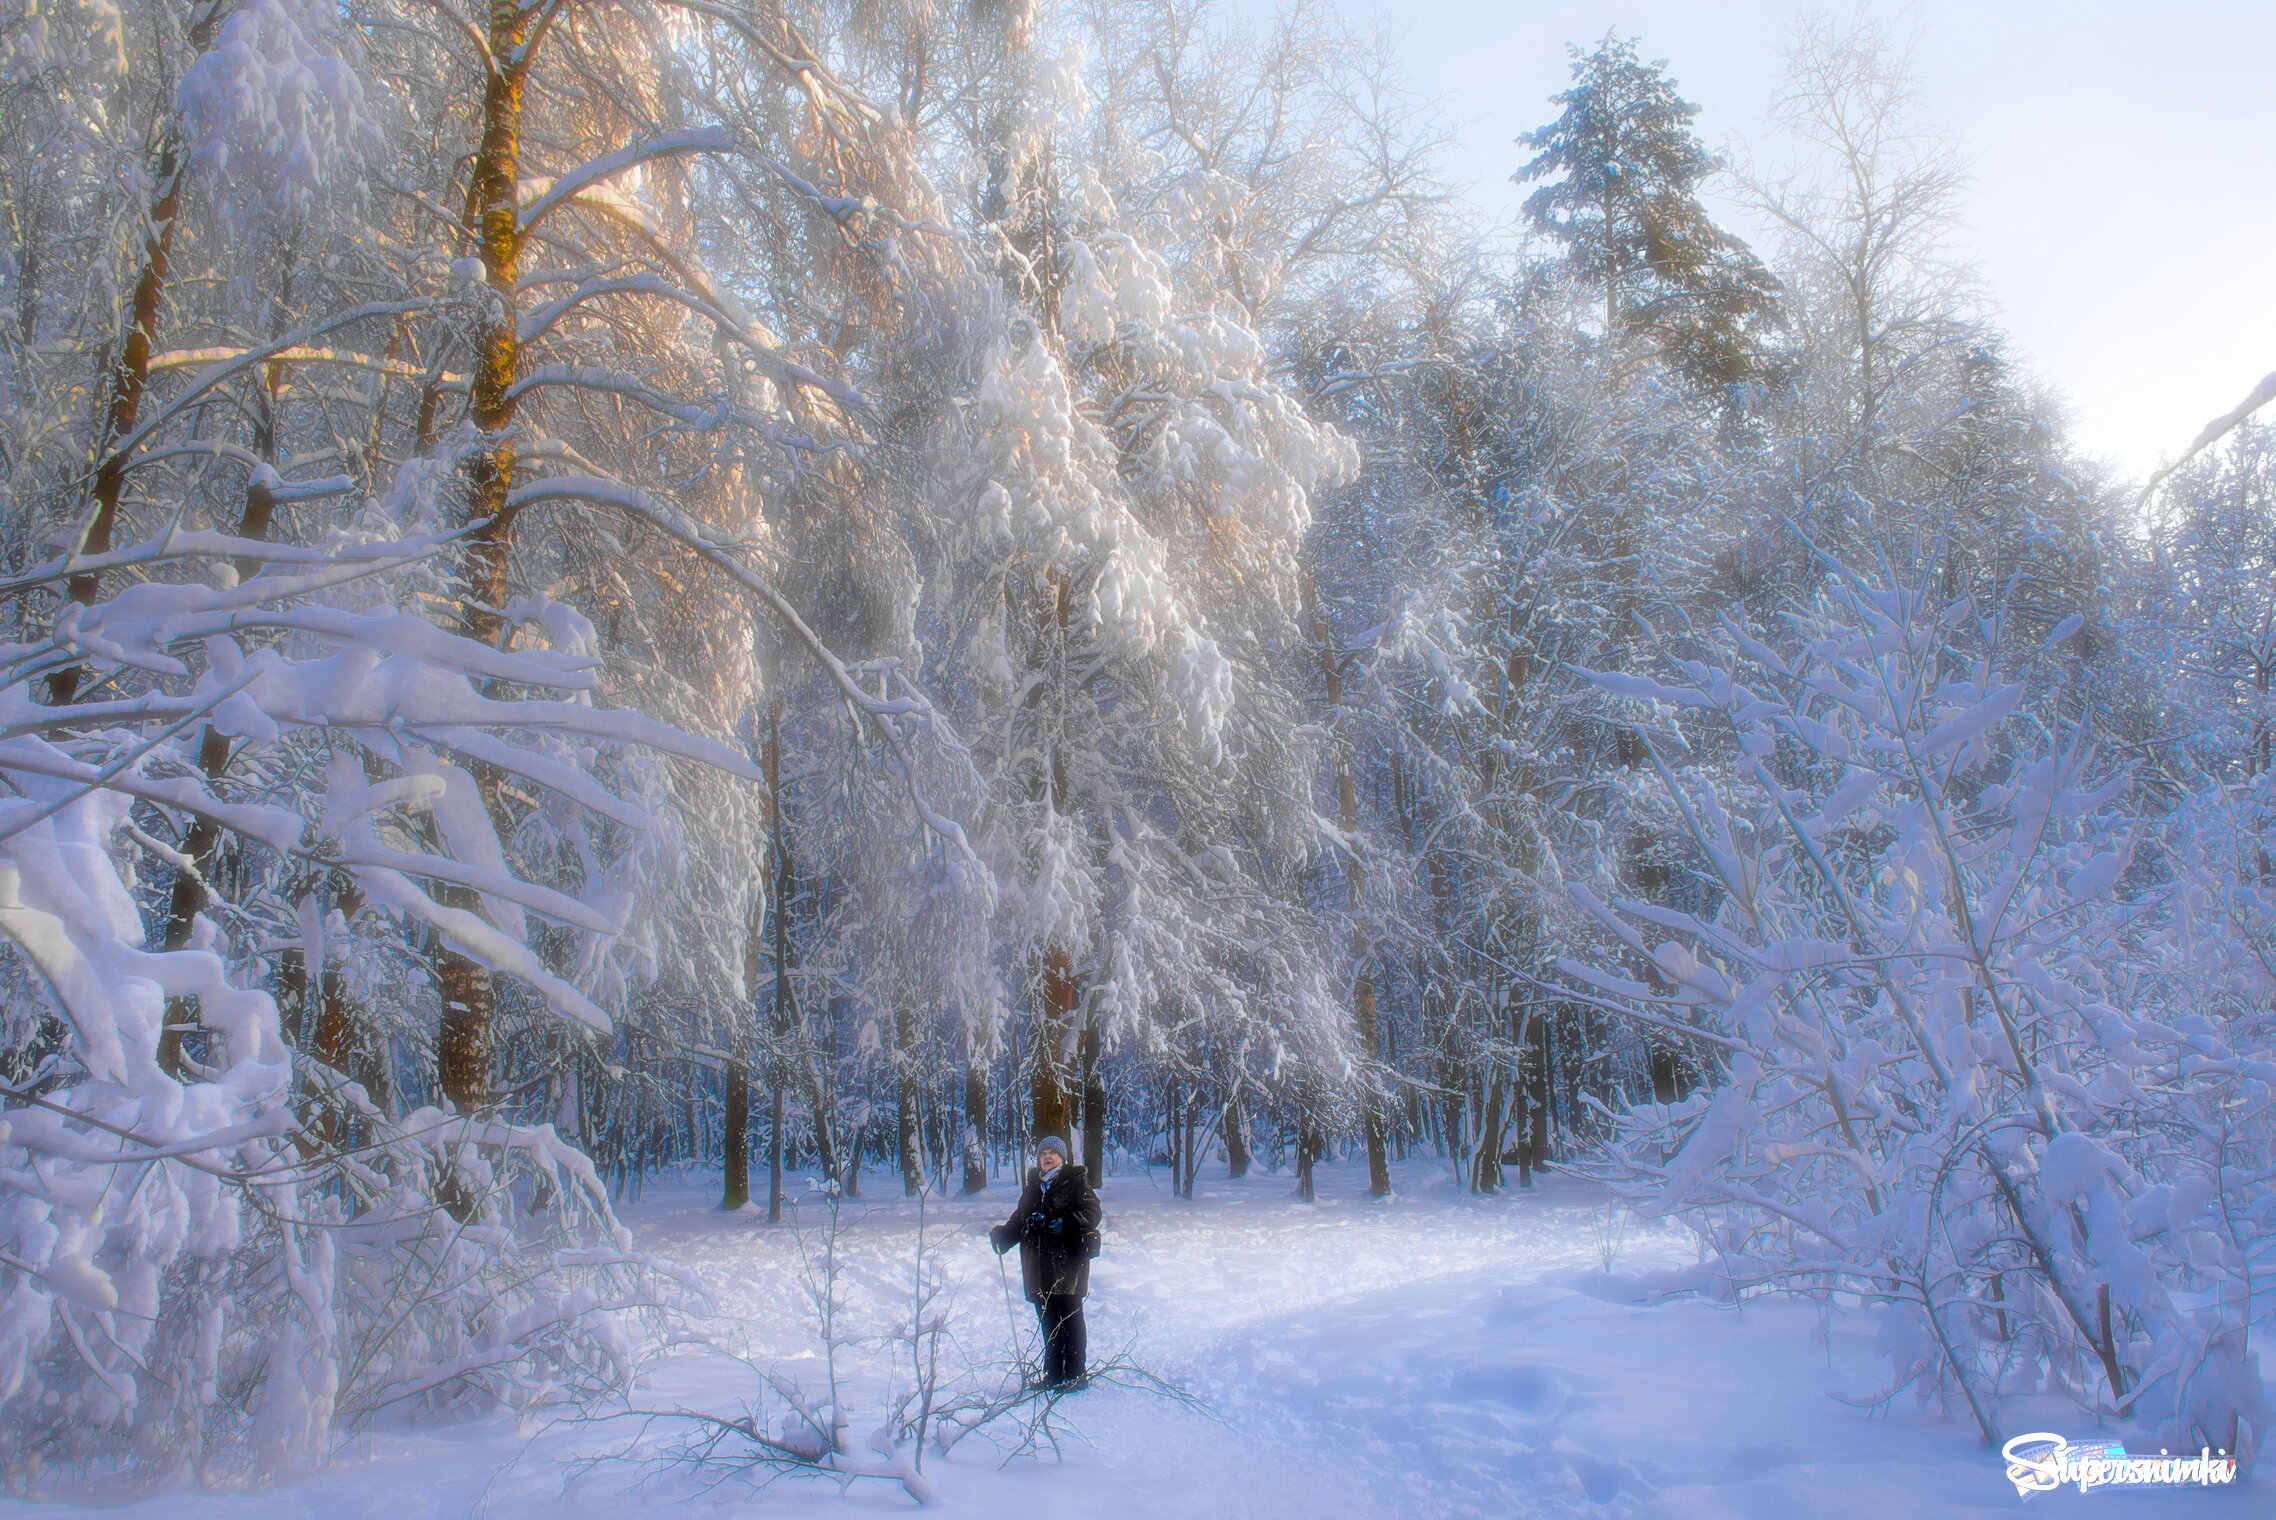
[988,1164,1102,1302]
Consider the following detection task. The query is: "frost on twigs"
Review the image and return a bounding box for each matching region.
[1563,564,2276,1467]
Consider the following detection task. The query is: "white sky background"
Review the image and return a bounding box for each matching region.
[1321,0,2276,485]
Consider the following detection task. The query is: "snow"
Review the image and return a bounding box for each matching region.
[17,1158,2263,1516]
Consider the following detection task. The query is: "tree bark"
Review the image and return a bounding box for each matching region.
[764,699,821,1215]
[435,0,540,1123]
[1033,946,1077,1144]
[49,3,227,704]
[962,1036,989,1193]
[896,1002,923,1196]
[1310,565,1390,1199]
[1473,1067,1506,1194]
[1295,1096,1319,1202]
[1080,1011,1105,1182]
[1354,951,1389,1198]
[1222,1083,1251,1178]
[723,1052,750,1211]
[308,884,372,1142]
[1522,1014,1550,1184]
[768,1083,785,1219]
[1032,569,1080,1146]
[153,723,232,1077]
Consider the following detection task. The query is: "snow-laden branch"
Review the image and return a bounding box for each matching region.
[518,127,735,234]
[2139,366,2276,506]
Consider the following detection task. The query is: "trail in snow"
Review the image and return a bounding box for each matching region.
[21,1158,2264,1518]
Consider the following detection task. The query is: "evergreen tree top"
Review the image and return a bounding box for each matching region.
[1514,32,1782,394]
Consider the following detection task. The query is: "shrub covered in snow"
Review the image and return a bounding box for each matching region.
[1566,569,2276,1466]
[0,491,725,1477]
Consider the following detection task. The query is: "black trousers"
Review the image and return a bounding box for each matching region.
[1036,1293,1087,1385]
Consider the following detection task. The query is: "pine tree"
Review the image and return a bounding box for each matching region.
[1515,33,1780,392]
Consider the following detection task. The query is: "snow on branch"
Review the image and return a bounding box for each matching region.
[518,127,735,234]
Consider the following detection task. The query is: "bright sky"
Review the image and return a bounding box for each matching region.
[1357,0,2276,484]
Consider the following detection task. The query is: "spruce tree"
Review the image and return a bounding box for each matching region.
[1516,33,1781,391]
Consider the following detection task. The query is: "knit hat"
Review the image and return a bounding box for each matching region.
[1034,1134,1070,1163]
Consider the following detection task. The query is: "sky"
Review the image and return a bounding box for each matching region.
[1344,0,2276,485]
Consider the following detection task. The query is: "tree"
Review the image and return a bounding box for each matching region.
[1515,33,1780,393]
[1738,9,1974,444]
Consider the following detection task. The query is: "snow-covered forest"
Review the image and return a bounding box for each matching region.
[1,0,2271,1508]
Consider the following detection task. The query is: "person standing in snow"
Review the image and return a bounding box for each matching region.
[989,1135,1102,1388]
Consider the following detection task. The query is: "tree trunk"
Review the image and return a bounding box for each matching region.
[1295,1098,1318,1203]
[1080,1012,1105,1182]
[768,1083,784,1221]
[1473,1069,1506,1194]
[434,0,540,1128]
[49,4,227,703]
[1163,1081,1181,1195]
[723,1053,749,1210]
[309,885,371,1140]
[765,699,819,1216]
[1512,1010,1536,1189]
[730,816,768,1215]
[434,946,494,1116]
[1032,564,1081,1150]
[1004,1019,1019,1175]
[1355,953,1390,1198]
[897,1002,923,1197]
[1033,947,1076,1144]
[1523,1014,1550,1184]
[962,1038,989,1193]
[153,724,233,1077]
[1223,1084,1251,1178]
[1180,1087,1199,1201]
[1310,562,1389,1200]
[1650,1045,1685,1105]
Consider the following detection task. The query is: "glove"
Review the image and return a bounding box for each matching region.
[1044,1215,1066,1236]
[1024,1210,1048,1237]
[988,1224,1014,1255]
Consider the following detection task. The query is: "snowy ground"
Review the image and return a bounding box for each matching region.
[23,1158,2268,1518]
